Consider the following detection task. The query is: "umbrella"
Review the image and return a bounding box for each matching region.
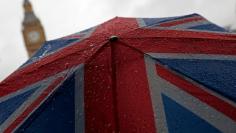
[1,13,236,133]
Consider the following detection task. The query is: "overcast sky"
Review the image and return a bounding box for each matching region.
[1,0,236,81]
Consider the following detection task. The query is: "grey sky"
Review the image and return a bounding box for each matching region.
[0,0,236,81]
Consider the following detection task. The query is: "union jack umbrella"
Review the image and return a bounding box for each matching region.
[1,13,236,133]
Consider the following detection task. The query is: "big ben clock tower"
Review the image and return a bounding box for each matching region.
[22,0,46,57]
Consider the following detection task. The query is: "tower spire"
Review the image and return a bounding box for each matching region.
[23,0,40,26]
[24,0,32,12]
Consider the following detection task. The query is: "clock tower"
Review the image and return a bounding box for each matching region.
[22,0,46,57]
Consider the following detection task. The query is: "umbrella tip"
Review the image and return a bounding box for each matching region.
[109,35,119,42]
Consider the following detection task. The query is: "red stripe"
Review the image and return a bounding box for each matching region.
[156,64,236,121]
[159,16,204,27]
[122,28,236,41]
[4,76,64,133]
[122,37,236,55]
[114,42,156,132]
[0,18,139,98]
[84,18,146,132]
[0,34,106,97]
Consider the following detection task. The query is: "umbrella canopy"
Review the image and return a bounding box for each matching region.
[1,13,236,133]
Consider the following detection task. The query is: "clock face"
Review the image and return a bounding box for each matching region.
[27,31,40,43]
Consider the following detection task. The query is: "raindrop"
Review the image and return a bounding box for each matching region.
[92,117,96,121]
[106,123,112,127]
[95,98,99,102]
[103,96,107,100]
[65,63,70,68]
[79,113,83,117]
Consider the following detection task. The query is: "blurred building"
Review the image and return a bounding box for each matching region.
[22,0,46,57]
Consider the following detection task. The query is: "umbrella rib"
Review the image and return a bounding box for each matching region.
[110,41,120,133]
[118,39,153,59]
[84,41,110,64]
[118,26,236,41]
[84,40,121,132]
[121,36,236,41]
[118,39,175,72]
[37,39,109,70]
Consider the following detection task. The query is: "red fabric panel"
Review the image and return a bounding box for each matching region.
[114,42,156,132]
[84,46,117,132]
[121,38,236,55]
[156,64,236,122]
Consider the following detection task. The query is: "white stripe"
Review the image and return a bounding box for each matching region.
[0,65,81,132]
[0,82,42,103]
[149,52,236,106]
[136,18,147,27]
[74,64,85,133]
[144,56,169,133]
[161,79,236,133]
[163,66,236,107]
[145,26,235,34]
[148,53,236,61]
[0,75,57,132]
[145,57,236,133]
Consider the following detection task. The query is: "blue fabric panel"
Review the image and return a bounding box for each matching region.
[22,38,78,66]
[0,87,39,125]
[143,14,198,27]
[159,59,236,102]
[21,26,95,67]
[143,13,227,32]
[143,17,173,26]
[162,94,220,133]
[189,24,227,32]
[17,75,76,133]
